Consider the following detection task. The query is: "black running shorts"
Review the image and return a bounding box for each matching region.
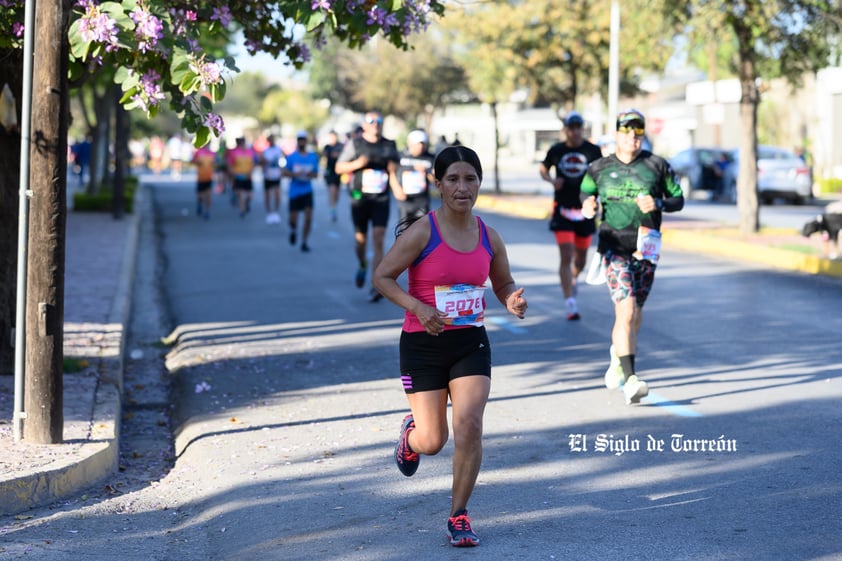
[399,327,491,393]
[351,196,390,233]
[289,192,314,212]
[234,178,253,191]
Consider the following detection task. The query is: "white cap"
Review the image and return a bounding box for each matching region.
[296,130,308,139]
[407,130,428,145]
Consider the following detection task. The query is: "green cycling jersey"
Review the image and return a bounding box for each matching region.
[580,150,684,255]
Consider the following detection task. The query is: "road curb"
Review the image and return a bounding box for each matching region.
[475,192,551,220]
[474,193,842,279]
[663,228,842,277]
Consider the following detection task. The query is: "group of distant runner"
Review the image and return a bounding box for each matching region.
[185,116,456,301]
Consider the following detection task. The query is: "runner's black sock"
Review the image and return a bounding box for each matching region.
[620,355,635,380]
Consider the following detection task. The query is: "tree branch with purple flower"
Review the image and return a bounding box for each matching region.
[1,0,444,146]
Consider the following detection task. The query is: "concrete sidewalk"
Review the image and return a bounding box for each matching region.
[0,189,141,515]
[1,183,840,517]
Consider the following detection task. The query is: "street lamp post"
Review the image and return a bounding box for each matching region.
[608,0,620,128]
[13,0,36,442]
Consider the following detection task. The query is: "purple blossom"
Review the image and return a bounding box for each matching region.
[79,8,119,48]
[130,8,164,53]
[12,22,23,38]
[311,0,332,9]
[203,113,225,136]
[366,6,400,34]
[211,6,232,27]
[133,69,166,112]
[198,61,222,87]
[366,6,388,26]
[297,44,311,63]
[383,12,399,32]
[410,0,432,14]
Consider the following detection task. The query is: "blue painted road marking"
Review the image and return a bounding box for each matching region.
[488,315,527,334]
[643,391,703,417]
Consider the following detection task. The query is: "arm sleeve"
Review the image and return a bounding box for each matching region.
[580,171,598,197]
[660,162,684,212]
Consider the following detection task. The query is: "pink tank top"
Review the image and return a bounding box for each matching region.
[402,212,494,333]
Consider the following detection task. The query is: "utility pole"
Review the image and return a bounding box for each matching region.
[24,0,69,443]
[710,41,721,147]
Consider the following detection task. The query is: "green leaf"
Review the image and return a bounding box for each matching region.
[68,20,92,60]
[100,2,126,18]
[68,61,85,82]
[119,87,137,105]
[179,73,200,95]
[223,56,241,73]
[170,50,191,85]
[209,81,226,103]
[124,96,142,111]
[307,11,327,31]
[114,66,131,85]
[194,126,210,148]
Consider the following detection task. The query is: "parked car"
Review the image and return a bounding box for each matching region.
[729,145,813,205]
[668,147,736,202]
[670,145,812,204]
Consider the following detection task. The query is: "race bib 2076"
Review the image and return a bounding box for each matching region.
[434,284,486,326]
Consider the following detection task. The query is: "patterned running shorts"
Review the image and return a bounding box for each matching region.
[603,252,657,306]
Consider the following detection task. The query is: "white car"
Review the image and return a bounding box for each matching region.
[729,145,813,205]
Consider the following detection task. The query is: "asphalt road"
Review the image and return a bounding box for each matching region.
[2,177,840,561]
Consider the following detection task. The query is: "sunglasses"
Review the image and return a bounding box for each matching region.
[617,124,645,137]
[364,116,383,124]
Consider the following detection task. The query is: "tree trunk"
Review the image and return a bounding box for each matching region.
[112,86,128,219]
[24,1,69,443]
[88,89,111,194]
[490,101,501,193]
[0,50,23,376]
[735,24,760,235]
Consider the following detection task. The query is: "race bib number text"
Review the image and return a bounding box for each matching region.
[636,226,662,264]
[434,284,486,327]
[361,169,389,194]
[401,170,427,195]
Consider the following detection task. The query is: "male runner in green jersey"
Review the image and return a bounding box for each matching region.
[580,109,684,404]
